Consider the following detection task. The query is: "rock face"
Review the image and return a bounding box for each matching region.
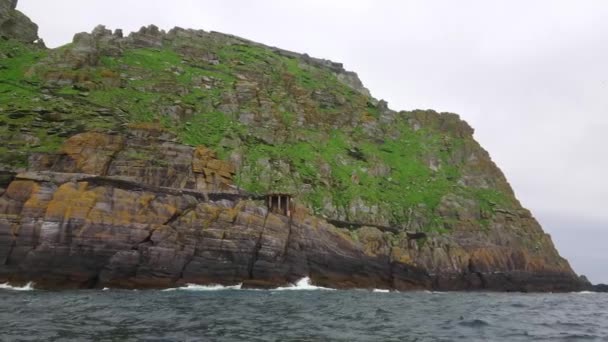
[0,0,39,44]
[0,4,589,291]
[0,130,586,291]
[28,127,235,192]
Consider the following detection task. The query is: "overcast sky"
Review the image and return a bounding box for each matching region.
[19,0,608,283]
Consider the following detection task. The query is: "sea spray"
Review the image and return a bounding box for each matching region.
[163,283,243,291]
[372,289,390,293]
[0,282,34,291]
[273,277,334,291]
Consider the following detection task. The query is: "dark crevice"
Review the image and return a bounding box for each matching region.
[0,171,16,194]
[178,257,193,281]
[281,217,293,262]
[84,272,100,289]
[248,231,264,279]
[388,246,396,289]
[248,211,270,279]
[131,229,155,250]
[178,241,198,281]
[346,147,366,161]
[3,238,16,265]
[477,272,487,289]
[467,258,487,289]
[163,204,196,227]
[101,140,125,177]
[326,218,400,234]
[177,210,204,281]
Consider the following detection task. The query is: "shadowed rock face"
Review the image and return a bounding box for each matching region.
[0,130,587,292]
[0,0,39,44]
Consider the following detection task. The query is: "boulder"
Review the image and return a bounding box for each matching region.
[0,0,39,44]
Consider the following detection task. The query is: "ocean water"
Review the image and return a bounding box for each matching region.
[1,279,607,341]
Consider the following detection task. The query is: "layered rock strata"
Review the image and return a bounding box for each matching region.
[0,130,586,291]
[0,0,590,291]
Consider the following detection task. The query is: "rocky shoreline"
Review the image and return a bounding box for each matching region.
[0,129,589,292]
[0,0,595,292]
[0,170,588,292]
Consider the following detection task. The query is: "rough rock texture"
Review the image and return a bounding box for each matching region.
[0,0,39,44]
[0,132,587,291]
[28,127,236,191]
[0,4,591,291]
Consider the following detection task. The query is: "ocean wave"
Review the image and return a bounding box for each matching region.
[163,283,242,291]
[272,277,335,291]
[576,291,595,294]
[372,289,390,293]
[0,282,35,291]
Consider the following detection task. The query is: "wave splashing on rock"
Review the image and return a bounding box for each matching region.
[273,277,335,291]
[163,283,243,291]
[0,282,35,291]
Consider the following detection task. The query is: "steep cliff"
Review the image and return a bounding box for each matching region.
[0,0,587,291]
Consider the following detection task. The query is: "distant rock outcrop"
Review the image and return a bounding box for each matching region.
[0,0,40,44]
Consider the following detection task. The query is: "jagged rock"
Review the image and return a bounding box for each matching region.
[0,167,585,291]
[0,0,39,44]
[127,25,164,48]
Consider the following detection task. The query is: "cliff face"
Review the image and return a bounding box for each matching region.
[0,129,584,291]
[0,0,587,291]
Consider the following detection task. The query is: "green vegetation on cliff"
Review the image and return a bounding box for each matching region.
[0,25,518,231]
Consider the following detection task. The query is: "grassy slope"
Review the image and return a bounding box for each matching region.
[0,37,514,230]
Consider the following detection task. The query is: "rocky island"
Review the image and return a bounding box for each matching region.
[0,1,590,291]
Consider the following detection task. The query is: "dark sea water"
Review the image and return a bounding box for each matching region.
[1,280,607,341]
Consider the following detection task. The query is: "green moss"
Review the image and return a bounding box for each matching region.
[179,111,240,150]
[0,36,516,234]
[0,39,45,83]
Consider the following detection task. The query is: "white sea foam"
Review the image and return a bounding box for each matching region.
[102,287,110,291]
[163,283,243,291]
[0,282,35,291]
[273,277,335,291]
[372,289,390,293]
[576,291,595,294]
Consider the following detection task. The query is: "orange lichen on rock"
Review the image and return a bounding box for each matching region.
[44,182,99,221]
[60,132,125,175]
[192,146,235,191]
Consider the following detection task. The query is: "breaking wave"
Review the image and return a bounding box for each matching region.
[163,283,242,291]
[372,289,390,293]
[0,282,35,291]
[273,277,335,291]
